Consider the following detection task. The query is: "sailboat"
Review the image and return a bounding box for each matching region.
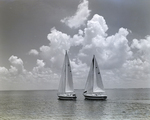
[83,55,107,100]
[58,51,77,100]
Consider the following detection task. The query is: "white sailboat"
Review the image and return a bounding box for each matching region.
[58,51,76,100]
[83,55,107,100]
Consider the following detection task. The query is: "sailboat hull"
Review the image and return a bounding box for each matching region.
[84,94,107,100]
[58,94,77,100]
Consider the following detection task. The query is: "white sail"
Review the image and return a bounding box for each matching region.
[58,51,74,95]
[65,52,74,93]
[58,53,66,94]
[84,58,94,93]
[84,55,105,94]
[93,56,105,93]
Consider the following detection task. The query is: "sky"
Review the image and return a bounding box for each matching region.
[0,0,150,90]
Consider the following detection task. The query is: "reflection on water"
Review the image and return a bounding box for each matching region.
[58,100,76,118]
[83,100,107,119]
[0,89,150,120]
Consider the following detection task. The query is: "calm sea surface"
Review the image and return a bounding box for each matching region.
[0,89,150,120]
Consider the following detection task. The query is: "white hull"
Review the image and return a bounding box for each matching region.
[58,94,77,100]
[84,93,107,100]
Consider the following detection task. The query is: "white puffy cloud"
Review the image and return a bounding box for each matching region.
[0,67,9,81]
[9,66,18,75]
[78,14,132,69]
[33,59,45,73]
[32,59,58,82]
[124,36,150,81]
[29,49,39,56]
[71,30,84,46]
[47,28,71,50]
[70,59,89,88]
[0,56,27,82]
[71,59,88,79]
[61,0,91,28]
[37,59,45,67]
[0,67,9,75]
[39,28,71,73]
[100,36,150,86]
[9,55,25,73]
[131,36,150,62]
[0,55,58,86]
[9,55,23,66]
[122,59,150,80]
[84,14,108,40]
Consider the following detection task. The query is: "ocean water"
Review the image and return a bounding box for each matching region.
[0,89,150,120]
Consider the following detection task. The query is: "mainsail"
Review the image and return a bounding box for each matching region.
[84,57,94,93]
[65,52,74,93]
[84,55,104,94]
[58,51,74,95]
[93,56,104,93]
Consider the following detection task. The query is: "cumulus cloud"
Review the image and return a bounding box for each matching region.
[32,59,58,82]
[122,59,150,80]
[61,0,91,28]
[100,36,150,86]
[9,66,18,75]
[0,56,26,82]
[131,36,150,62]
[47,28,71,50]
[39,28,72,73]
[9,55,25,73]
[70,59,89,88]
[77,14,132,69]
[125,36,150,81]
[29,49,39,56]
[33,59,45,73]
[37,59,45,67]
[0,67,9,76]
[0,55,58,85]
